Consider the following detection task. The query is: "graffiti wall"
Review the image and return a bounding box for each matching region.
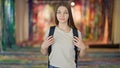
[0,0,114,51]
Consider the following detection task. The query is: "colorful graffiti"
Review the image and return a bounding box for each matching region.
[0,0,2,51]
[31,0,55,45]
[2,0,16,51]
[0,0,114,51]
[30,0,113,45]
[74,0,113,45]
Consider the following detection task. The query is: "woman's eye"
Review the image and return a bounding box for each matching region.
[57,12,61,14]
[64,12,68,14]
[57,11,68,14]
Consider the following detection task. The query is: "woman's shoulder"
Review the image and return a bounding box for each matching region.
[77,29,82,39]
[72,28,81,33]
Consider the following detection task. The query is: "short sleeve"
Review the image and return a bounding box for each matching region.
[43,28,50,40]
[78,30,82,40]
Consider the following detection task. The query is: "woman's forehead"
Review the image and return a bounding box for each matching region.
[57,6,68,11]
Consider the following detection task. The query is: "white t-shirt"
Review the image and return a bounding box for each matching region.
[44,26,82,68]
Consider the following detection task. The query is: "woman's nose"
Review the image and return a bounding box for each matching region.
[60,13,64,17]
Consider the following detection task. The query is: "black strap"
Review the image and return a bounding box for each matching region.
[73,28,78,67]
[48,26,56,55]
[48,26,56,67]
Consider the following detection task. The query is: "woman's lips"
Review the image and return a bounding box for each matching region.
[59,18,65,20]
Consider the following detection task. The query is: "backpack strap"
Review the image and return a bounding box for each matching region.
[48,26,56,56]
[48,26,56,67]
[73,28,78,67]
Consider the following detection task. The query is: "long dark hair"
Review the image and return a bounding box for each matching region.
[54,1,76,29]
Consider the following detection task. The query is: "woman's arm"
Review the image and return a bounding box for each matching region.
[40,36,54,55]
[79,44,86,57]
[73,36,86,57]
[41,44,48,55]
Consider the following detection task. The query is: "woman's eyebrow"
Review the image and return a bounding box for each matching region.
[57,10,60,12]
[64,10,68,12]
[57,10,68,12]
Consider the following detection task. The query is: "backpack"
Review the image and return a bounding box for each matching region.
[48,26,78,67]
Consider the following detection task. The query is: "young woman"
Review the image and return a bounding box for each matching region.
[41,2,86,68]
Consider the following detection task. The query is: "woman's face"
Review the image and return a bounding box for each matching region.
[56,6,69,24]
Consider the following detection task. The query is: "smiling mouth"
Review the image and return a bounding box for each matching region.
[59,18,65,20]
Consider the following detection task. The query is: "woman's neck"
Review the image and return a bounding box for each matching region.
[57,23,71,32]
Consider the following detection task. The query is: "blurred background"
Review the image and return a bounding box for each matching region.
[0,0,120,68]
